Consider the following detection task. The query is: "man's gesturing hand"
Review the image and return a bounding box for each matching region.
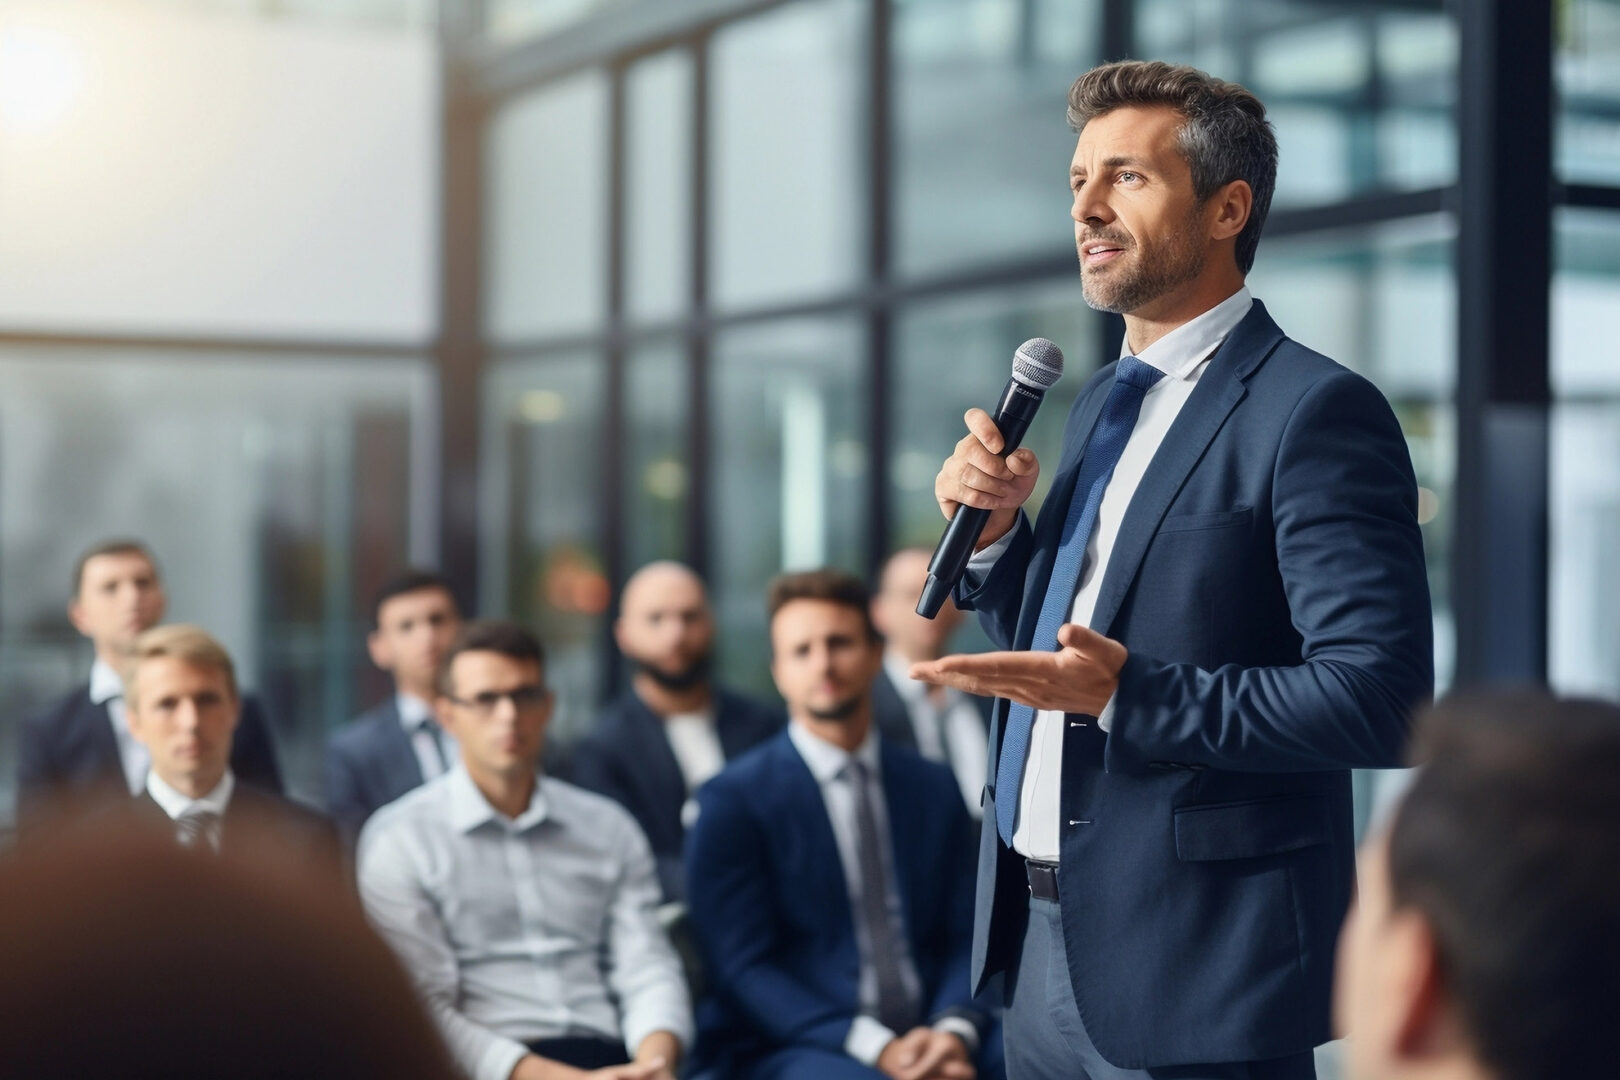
[935,409,1040,551]
[877,1027,976,1080]
[909,624,1128,717]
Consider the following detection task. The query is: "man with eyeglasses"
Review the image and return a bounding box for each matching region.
[358,620,693,1080]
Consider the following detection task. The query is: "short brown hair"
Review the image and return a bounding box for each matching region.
[436,619,546,697]
[766,569,879,642]
[122,624,238,710]
[1068,60,1277,274]
[72,538,159,598]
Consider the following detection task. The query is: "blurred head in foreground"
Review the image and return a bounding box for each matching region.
[1335,691,1620,1080]
[0,822,456,1080]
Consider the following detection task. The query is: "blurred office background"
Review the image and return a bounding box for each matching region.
[0,0,1615,832]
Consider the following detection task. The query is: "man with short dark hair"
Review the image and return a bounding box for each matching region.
[1335,692,1620,1080]
[325,568,462,845]
[573,561,783,901]
[359,619,692,1080]
[913,60,1433,1078]
[16,539,283,825]
[685,569,997,1080]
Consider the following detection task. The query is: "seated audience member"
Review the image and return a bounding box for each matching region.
[0,820,458,1080]
[1335,691,1620,1080]
[15,538,282,824]
[122,625,339,871]
[326,568,463,845]
[868,548,991,817]
[685,570,998,1080]
[573,561,783,901]
[359,620,692,1080]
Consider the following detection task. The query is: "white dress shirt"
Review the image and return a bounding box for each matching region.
[971,287,1254,862]
[396,691,456,781]
[787,724,978,1064]
[146,768,235,852]
[882,653,989,818]
[664,708,725,829]
[91,659,147,796]
[357,766,693,1080]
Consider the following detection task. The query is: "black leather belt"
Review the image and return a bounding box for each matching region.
[1025,859,1059,901]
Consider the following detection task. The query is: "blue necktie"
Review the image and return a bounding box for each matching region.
[994,355,1165,846]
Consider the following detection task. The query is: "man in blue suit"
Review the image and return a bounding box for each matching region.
[913,61,1434,1079]
[686,569,998,1080]
[324,569,461,846]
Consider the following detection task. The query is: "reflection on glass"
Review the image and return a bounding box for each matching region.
[710,318,867,696]
[1553,210,1620,397]
[481,354,608,746]
[709,0,864,311]
[485,70,609,343]
[892,0,1100,275]
[1550,403,1620,701]
[1136,0,1456,204]
[1558,0,1620,185]
[485,0,625,42]
[0,350,431,818]
[626,49,693,324]
[625,340,690,571]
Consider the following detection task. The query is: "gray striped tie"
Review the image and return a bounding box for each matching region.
[175,808,221,852]
[846,759,917,1034]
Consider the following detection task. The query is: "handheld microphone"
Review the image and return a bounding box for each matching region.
[916,337,1065,618]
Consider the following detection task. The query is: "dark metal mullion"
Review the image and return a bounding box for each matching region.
[603,63,630,691]
[1452,0,1554,686]
[865,0,893,582]
[687,31,714,580]
[1560,184,1620,211]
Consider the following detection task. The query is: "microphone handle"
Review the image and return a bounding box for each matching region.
[916,377,1045,618]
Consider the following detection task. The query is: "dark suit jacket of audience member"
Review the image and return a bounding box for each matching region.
[572,687,784,901]
[135,784,341,871]
[684,731,982,1077]
[15,686,284,823]
[871,671,992,759]
[324,697,422,847]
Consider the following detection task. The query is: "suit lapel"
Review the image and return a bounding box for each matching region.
[1089,302,1286,637]
[627,695,687,817]
[74,694,123,774]
[375,701,426,794]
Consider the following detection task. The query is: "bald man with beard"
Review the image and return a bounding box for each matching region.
[573,562,785,901]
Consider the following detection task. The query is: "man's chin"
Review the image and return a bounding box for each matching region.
[807,695,864,722]
[637,657,712,692]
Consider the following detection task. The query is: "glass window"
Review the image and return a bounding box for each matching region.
[1136,0,1457,205]
[1553,210,1620,397]
[709,0,866,311]
[625,340,690,571]
[485,0,625,43]
[625,49,694,324]
[485,70,610,343]
[481,354,609,746]
[709,317,868,697]
[891,0,1101,276]
[0,349,432,819]
[1558,0,1620,185]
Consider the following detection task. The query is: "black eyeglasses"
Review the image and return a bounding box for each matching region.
[446,685,550,716]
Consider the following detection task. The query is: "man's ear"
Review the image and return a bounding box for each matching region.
[1386,910,1460,1063]
[67,600,90,638]
[1209,178,1253,244]
[366,630,392,672]
[433,695,457,738]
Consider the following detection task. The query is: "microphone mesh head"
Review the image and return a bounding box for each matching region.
[1011,338,1064,389]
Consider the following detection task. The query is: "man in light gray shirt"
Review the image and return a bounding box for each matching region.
[359,620,692,1080]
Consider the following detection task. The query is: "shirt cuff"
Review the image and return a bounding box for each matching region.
[845,1015,898,1067]
[933,1016,980,1057]
[477,1036,530,1080]
[1096,690,1118,733]
[963,513,1021,582]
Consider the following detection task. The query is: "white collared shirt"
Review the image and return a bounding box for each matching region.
[91,659,148,796]
[972,287,1254,862]
[787,723,978,1064]
[357,766,693,1080]
[146,767,235,823]
[396,691,456,781]
[881,653,989,818]
[663,706,725,830]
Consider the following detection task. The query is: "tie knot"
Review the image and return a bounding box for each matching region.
[175,808,221,850]
[1115,355,1165,391]
[843,758,869,784]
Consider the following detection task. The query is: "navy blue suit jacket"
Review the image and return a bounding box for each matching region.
[16,686,284,824]
[572,686,784,901]
[323,698,424,847]
[961,301,1434,1069]
[684,729,980,1076]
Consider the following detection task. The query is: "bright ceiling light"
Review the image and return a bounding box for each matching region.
[0,24,84,135]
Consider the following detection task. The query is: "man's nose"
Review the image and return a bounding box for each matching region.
[1072,180,1112,225]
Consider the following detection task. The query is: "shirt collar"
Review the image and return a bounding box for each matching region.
[89,659,124,705]
[445,762,550,834]
[1123,286,1253,382]
[883,652,933,705]
[146,768,234,821]
[788,720,881,785]
[396,691,436,730]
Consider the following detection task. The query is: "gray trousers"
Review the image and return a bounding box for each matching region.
[1003,896,1317,1080]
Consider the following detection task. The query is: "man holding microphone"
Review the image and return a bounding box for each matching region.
[912,61,1432,1080]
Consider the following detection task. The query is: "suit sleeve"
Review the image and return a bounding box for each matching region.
[685,780,858,1051]
[1106,371,1434,773]
[953,512,1036,651]
[231,696,285,795]
[322,737,371,849]
[14,707,61,822]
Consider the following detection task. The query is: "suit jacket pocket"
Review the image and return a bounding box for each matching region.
[1157,506,1254,534]
[1174,794,1330,861]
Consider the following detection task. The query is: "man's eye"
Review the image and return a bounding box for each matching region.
[1119,171,1141,183]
